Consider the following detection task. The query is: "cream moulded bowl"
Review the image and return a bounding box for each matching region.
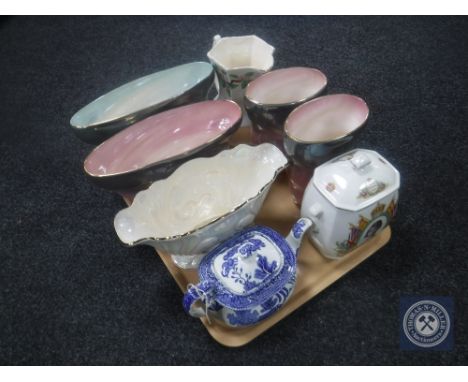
[114,143,288,269]
[83,100,242,193]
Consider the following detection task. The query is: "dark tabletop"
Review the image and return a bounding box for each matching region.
[0,16,467,365]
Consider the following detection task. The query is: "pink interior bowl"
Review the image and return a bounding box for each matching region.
[284,94,369,143]
[283,94,369,206]
[84,100,242,191]
[245,67,327,105]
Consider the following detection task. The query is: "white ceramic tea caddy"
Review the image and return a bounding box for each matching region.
[183,218,312,327]
[301,149,400,259]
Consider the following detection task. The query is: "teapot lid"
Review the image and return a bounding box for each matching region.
[198,226,296,310]
[312,149,400,211]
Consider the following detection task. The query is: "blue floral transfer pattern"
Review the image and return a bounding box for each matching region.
[292,219,307,239]
[220,238,279,293]
[227,309,260,326]
[260,278,293,313]
[196,225,296,317]
[226,277,295,326]
[254,255,278,280]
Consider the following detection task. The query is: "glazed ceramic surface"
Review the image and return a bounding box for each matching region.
[70,62,215,144]
[183,218,312,327]
[283,94,369,205]
[245,67,327,114]
[114,143,288,269]
[207,35,275,126]
[301,149,400,259]
[244,67,327,150]
[84,100,242,192]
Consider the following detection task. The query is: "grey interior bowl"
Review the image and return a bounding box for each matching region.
[70,62,215,144]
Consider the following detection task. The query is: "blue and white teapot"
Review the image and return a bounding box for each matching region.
[182,218,312,327]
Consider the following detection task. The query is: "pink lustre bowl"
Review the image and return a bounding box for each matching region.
[83,100,242,192]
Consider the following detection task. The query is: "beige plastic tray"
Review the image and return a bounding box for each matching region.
[123,129,391,347]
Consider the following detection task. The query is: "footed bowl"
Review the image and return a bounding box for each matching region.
[114,143,288,269]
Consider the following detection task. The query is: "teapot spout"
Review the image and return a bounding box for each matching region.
[286,218,313,255]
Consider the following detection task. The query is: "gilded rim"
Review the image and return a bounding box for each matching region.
[70,62,214,130]
[284,94,369,145]
[83,100,242,181]
[207,36,275,72]
[124,148,289,245]
[244,67,328,108]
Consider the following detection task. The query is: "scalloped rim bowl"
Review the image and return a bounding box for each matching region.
[113,143,288,265]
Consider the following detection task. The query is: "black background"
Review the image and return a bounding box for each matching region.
[0,16,467,365]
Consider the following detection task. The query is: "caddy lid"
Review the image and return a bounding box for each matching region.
[199,226,296,310]
[313,149,400,211]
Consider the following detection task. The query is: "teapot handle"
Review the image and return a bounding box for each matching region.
[304,203,323,235]
[182,281,214,318]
